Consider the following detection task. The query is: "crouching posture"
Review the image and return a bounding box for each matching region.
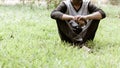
[51,0,106,46]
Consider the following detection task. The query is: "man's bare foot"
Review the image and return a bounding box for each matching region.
[82,45,92,53]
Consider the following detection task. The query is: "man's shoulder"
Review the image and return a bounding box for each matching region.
[62,0,70,6]
[63,0,69,3]
[82,0,90,7]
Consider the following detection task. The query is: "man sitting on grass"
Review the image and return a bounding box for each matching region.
[51,0,106,51]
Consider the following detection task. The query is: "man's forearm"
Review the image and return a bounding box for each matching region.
[61,11,103,21]
[61,14,74,20]
[85,11,103,20]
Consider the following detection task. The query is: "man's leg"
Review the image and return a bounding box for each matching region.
[82,20,100,43]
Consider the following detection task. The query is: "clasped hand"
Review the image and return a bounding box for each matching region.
[72,15,87,26]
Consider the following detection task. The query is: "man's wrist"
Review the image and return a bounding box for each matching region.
[83,15,88,20]
[70,16,75,20]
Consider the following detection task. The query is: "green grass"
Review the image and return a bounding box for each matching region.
[0,5,120,68]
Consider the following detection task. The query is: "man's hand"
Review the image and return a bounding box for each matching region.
[61,15,87,26]
[73,15,87,26]
[77,15,87,21]
[77,19,86,26]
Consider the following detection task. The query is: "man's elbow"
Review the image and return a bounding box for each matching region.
[99,10,106,19]
[101,12,106,19]
[50,11,56,19]
[50,11,63,20]
[103,13,106,18]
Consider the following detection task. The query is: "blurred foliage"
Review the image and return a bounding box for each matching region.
[0,0,62,9]
[46,0,62,9]
[0,0,120,9]
[109,0,120,5]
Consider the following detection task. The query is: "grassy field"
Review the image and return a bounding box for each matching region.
[0,5,120,68]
